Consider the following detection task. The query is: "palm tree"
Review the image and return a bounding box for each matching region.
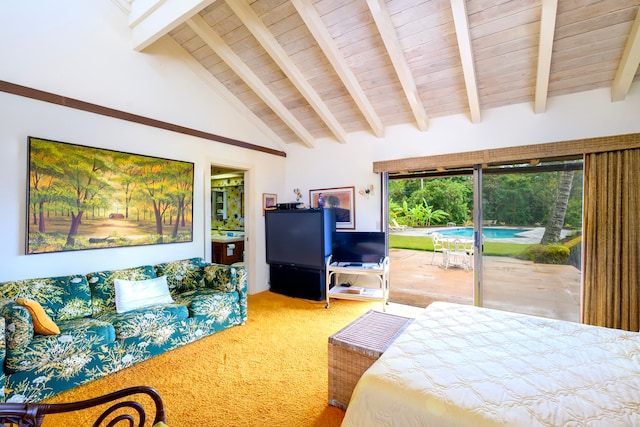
[540,171,574,245]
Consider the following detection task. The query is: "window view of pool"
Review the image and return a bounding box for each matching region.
[434,227,531,239]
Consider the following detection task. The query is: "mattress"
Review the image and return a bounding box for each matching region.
[341,302,640,427]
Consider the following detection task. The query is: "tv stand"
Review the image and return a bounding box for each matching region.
[270,264,327,301]
[325,255,390,311]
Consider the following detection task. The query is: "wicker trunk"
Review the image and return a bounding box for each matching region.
[328,310,413,409]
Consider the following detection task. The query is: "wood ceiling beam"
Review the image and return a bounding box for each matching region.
[162,35,288,151]
[130,0,216,51]
[612,7,640,102]
[187,15,316,148]
[225,0,349,144]
[534,0,558,114]
[292,0,384,138]
[450,0,481,123]
[366,0,429,131]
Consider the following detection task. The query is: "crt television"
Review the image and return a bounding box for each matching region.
[265,209,335,269]
[331,231,387,263]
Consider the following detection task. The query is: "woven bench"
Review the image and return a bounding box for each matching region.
[328,310,413,409]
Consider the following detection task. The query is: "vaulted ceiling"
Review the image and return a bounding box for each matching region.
[121,0,640,148]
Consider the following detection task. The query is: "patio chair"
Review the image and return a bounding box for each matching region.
[0,386,167,427]
[464,238,474,270]
[389,218,408,232]
[443,238,472,271]
[430,232,445,265]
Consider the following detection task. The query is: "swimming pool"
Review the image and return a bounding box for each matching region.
[434,227,531,239]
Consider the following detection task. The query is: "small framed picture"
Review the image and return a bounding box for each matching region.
[262,193,277,215]
[309,186,355,229]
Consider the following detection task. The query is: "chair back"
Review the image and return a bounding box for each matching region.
[432,232,444,249]
[0,386,166,427]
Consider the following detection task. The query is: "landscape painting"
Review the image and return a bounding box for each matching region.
[27,137,194,254]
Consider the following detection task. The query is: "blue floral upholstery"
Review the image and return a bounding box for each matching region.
[0,275,92,321]
[0,259,247,403]
[94,304,189,340]
[154,258,205,294]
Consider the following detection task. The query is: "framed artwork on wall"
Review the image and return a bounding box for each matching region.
[309,186,355,229]
[262,193,277,215]
[27,136,194,254]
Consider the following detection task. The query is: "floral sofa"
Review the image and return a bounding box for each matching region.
[0,257,247,403]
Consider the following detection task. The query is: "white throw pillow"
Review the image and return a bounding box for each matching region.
[114,276,174,313]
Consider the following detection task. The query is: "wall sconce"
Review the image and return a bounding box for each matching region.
[359,185,374,198]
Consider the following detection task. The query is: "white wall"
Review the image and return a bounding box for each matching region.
[2,1,640,295]
[286,84,640,230]
[0,1,286,294]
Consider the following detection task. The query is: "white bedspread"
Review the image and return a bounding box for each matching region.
[341,302,640,427]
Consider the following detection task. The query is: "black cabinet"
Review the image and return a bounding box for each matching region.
[265,209,335,300]
[269,264,327,301]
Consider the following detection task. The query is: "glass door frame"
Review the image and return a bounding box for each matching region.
[385,158,583,310]
[472,165,482,306]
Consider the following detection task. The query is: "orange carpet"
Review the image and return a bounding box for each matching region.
[41,291,381,426]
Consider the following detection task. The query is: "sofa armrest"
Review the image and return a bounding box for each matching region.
[203,263,247,324]
[0,302,33,355]
[0,316,5,401]
[231,265,247,324]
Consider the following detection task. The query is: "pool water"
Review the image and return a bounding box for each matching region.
[435,227,531,239]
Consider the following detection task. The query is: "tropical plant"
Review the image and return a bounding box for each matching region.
[403,199,448,227]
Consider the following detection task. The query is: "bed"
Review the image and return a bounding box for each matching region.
[341,302,640,427]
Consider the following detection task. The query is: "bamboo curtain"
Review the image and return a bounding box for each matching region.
[583,148,640,331]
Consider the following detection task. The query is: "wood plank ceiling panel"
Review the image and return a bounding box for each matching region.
[191,2,302,142]
[214,0,332,141]
[469,1,541,110]
[133,0,640,147]
[550,0,639,96]
[390,0,469,119]
[315,0,414,127]
[254,0,370,134]
[169,17,302,144]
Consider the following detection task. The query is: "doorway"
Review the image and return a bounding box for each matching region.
[210,166,246,265]
[386,158,583,322]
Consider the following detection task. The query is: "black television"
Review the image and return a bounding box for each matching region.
[265,209,335,269]
[331,231,387,264]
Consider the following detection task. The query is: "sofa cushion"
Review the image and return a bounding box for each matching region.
[4,317,116,374]
[203,264,236,293]
[16,298,60,335]
[114,276,174,313]
[154,258,205,294]
[94,304,189,344]
[174,289,239,323]
[0,275,93,321]
[87,266,157,315]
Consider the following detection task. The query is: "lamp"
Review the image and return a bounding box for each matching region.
[359,185,374,198]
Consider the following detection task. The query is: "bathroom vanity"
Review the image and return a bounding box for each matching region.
[212,232,244,265]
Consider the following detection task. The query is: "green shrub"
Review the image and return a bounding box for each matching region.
[516,244,570,264]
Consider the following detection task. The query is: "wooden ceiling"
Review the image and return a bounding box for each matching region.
[126,0,640,148]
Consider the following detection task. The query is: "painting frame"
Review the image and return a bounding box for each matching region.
[26,136,194,254]
[262,193,277,215]
[309,186,355,229]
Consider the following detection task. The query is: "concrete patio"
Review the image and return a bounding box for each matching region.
[388,248,581,323]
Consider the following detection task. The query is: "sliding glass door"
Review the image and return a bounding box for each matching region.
[479,160,583,322]
[387,158,583,322]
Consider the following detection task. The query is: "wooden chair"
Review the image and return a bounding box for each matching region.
[0,386,167,427]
